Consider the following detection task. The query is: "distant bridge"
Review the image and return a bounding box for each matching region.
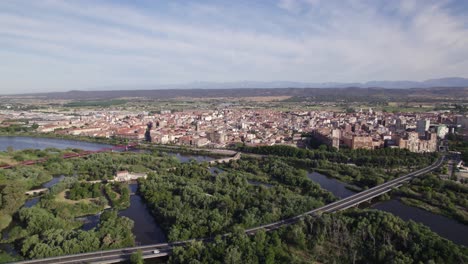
[209,152,241,165]
[15,156,444,264]
[25,188,49,196]
[0,143,138,169]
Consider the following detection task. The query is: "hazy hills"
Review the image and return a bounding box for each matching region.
[4,77,467,100]
[158,77,468,90]
[12,87,466,102]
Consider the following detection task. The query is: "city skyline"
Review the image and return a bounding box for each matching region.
[1,0,468,93]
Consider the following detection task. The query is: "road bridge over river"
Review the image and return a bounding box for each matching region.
[15,156,445,264]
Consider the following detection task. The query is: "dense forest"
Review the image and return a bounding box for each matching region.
[449,134,468,163]
[17,209,134,259]
[139,158,334,241]
[0,145,465,263]
[0,150,183,262]
[238,145,438,188]
[239,145,437,169]
[397,174,468,225]
[169,209,468,264]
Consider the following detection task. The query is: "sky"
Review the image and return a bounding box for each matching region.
[1,0,468,93]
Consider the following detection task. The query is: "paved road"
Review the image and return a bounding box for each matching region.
[15,156,444,264]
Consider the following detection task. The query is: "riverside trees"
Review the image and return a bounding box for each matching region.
[239,145,437,170]
[238,145,438,188]
[18,208,134,259]
[139,158,335,241]
[169,210,468,264]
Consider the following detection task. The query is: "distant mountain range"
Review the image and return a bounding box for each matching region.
[3,77,467,100]
[92,77,468,90]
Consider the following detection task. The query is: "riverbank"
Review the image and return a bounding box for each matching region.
[0,132,126,146]
[0,132,235,159]
[387,171,468,225]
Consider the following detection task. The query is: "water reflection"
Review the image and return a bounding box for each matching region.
[307,172,355,198]
[23,197,40,208]
[372,200,468,246]
[118,184,166,245]
[306,171,467,246]
[77,214,102,231]
[42,175,65,188]
[0,136,111,151]
[169,152,215,163]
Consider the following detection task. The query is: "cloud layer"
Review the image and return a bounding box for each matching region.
[0,0,467,93]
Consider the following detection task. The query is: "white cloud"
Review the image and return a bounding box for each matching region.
[0,0,467,92]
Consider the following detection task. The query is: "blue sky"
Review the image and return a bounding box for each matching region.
[1,0,468,93]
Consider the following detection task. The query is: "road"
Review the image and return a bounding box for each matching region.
[15,156,444,264]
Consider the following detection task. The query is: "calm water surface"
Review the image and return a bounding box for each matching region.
[23,197,40,208]
[0,136,112,151]
[1,137,465,248]
[118,184,166,245]
[76,184,167,245]
[307,172,355,198]
[372,200,468,246]
[307,171,467,246]
[169,152,215,163]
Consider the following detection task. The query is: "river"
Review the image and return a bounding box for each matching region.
[76,184,167,245]
[167,152,215,163]
[0,136,113,151]
[119,184,166,245]
[307,171,468,246]
[0,137,217,252]
[1,136,466,249]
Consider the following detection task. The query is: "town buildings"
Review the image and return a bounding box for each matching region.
[1,108,464,153]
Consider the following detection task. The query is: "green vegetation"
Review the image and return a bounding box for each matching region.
[0,252,19,263]
[0,163,55,231]
[130,249,144,264]
[239,145,436,169]
[0,149,177,220]
[449,134,468,163]
[70,152,179,181]
[170,209,468,264]
[397,174,468,225]
[104,182,130,210]
[0,123,38,134]
[69,182,102,200]
[0,147,72,167]
[0,142,464,263]
[0,151,167,260]
[18,208,134,259]
[63,99,127,107]
[139,158,334,241]
[239,145,437,188]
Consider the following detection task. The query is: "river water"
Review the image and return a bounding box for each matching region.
[76,184,167,245]
[0,136,112,151]
[307,172,355,198]
[307,171,468,246]
[1,137,466,249]
[119,184,166,245]
[0,137,218,247]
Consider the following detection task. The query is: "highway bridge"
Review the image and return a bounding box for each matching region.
[15,156,444,264]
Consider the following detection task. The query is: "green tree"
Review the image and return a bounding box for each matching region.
[130,250,143,264]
